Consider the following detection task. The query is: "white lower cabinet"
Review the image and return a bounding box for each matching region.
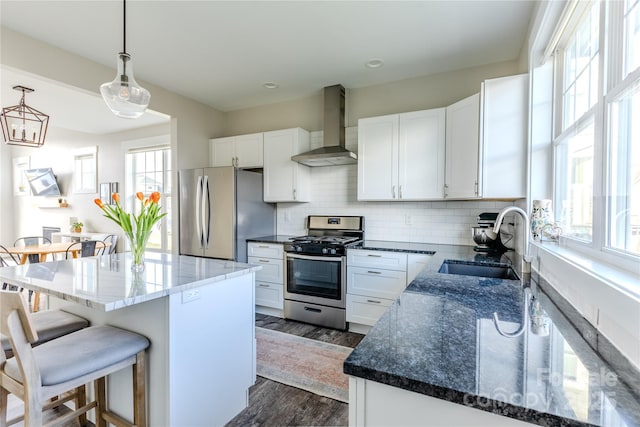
[346,249,408,333]
[247,242,284,316]
[349,377,535,426]
[407,253,433,283]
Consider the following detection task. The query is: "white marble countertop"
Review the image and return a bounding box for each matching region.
[0,252,261,311]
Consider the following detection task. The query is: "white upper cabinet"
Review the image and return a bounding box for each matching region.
[358,108,446,201]
[263,128,311,202]
[480,74,528,199]
[442,74,528,200]
[445,93,481,199]
[210,133,264,168]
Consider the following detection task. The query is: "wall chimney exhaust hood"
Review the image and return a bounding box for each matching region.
[291,84,357,167]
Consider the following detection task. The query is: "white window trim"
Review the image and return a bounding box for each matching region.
[72,146,97,194]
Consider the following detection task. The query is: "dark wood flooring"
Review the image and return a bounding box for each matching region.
[225,314,364,427]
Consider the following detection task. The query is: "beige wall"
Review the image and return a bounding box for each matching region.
[0,27,226,250]
[225,59,523,135]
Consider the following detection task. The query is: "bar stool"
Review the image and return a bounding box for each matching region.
[0,290,149,426]
[1,309,89,358]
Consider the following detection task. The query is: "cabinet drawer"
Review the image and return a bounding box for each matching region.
[247,243,284,259]
[248,256,283,284]
[255,281,284,309]
[346,294,394,326]
[347,266,407,300]
[347,250,407,271]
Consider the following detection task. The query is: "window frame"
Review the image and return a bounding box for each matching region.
[551,0,640,273]
[125,143,172,253]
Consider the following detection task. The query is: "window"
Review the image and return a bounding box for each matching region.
[553,0,640,265]
[73,146,97,194]
[126,146,171,252]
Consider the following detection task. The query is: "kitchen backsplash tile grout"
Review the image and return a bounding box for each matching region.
[275,164,517,246]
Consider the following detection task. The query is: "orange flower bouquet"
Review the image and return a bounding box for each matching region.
[95,192,166,271]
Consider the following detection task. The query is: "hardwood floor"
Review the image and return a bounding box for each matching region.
[225,314,364,427]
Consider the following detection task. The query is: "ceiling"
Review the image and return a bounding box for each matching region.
[0,1,537,134]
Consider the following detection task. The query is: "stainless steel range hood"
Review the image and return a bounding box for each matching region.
[291,84,357,167]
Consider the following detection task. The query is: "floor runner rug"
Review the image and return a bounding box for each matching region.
[255,327,353,403]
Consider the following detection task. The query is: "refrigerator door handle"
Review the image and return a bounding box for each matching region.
[196,175,203,248]
[203,174,211,248]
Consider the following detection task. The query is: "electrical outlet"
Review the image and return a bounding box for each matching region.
[405,214,413,225]
[182,289,201,304]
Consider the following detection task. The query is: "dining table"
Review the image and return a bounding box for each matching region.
[2,241,109,264]
[2,241,109,311]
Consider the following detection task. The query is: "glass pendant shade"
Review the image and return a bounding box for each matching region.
[100,52,150,119]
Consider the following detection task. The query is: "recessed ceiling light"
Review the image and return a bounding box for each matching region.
[263,82,279,89]
[365,59,384,69]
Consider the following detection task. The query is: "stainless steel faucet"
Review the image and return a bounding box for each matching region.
[492,206,532,274]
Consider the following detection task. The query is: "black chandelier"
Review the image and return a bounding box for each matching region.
[0,85,49,148]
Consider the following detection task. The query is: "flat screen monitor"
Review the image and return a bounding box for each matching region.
[24,168,62,196]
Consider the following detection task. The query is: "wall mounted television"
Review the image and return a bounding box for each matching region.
[24,168,62,196]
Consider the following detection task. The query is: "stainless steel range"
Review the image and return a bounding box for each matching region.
[284,215,364,330]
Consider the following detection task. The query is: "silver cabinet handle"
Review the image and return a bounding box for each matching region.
[474,181,479,196]
[367,299,382,304]
[367,270,382,274]
[258,245,270,248]
[293,189,297,200]
[367,254,382,257]
[258,284,270,288]
[444,183,449,198]
[392,185,396,199]
[399,185,403,199]
[258,259,270,263]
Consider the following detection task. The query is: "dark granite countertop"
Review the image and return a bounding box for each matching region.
[246,235,298,244]
[344,243,640,426]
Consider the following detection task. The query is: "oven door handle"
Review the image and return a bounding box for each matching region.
[285,253,343,262]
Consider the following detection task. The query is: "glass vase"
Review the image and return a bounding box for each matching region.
[127,234,149,273]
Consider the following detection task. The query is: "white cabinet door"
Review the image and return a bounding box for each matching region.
[235,133,264,168]
[248,256,284,284]
[247,242,283,259]
[398,108,446,200]
[480,74,528,199]
[263,128,311,202]
[347,250,407,271]
[210,133,264,168]
[255,281,284,309]
[346,294,394,326]
[445,93,480,199]
[357,114,398,200]
[210,136,236,167]
[348,266,407,300]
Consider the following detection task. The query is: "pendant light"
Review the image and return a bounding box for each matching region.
[0,85,49,148]
[100,0,150,119]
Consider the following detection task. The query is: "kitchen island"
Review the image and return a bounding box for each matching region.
[344,241,640,426]
[0,252,260,426]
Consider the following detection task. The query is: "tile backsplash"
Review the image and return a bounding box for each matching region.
[276,164,516,246]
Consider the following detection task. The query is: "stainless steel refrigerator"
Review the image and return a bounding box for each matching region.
[178,167,275,262]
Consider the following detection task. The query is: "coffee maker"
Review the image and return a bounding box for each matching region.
[472,212,507,252]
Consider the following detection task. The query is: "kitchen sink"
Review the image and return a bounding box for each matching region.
[438,261,519,280]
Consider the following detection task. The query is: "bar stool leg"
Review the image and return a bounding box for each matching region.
[95,377,107,427]
[76,385,87,426]
[133,351,147,427]
[0,387,8,427]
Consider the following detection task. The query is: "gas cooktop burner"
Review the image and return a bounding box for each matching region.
[290,235,360,245]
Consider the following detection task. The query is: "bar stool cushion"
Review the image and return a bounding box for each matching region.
[1,309,89,352]
[4,325,150,386]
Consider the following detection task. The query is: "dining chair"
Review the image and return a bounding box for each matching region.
[13,236,52,264]
[0,290,149,426]
[102,234,118,255]
[65,240,99,259]
[0,245,19,268]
